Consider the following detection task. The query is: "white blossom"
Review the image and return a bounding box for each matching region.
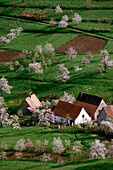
[72,13,82,24]
[0,97,9,126]
[100,121,113,135]
[59,20,68,28]
[28,62,43,74]
[18,65,24,72]
[62,15,68,21]
[35,140,42,152]
[15,60,20,66]
[72,145,82,153]
[52,137,65,154]
[49,19,56,26]
[5,39,10,43]
[35,45,43,53]
[9,115,21,130]
[60,91,75,103]
[0,141,7,150]
[0,27,23,45]
[22,50,32,56]
[55,5,63,14]
[107,145,113,158]
[74,66,82,72]
[41,153,51,162]
[0,152,6,159]
[65,139,70,147]
[12,123,21,130]
[99,49,109,58]
[0,37,6,43]
[14,152,22,159]
[99,50,113,72]
[38,108,54,126]
[41,100,52,109]
[81,56,90,65]
[6,33,16,39]
[66,47,77,59]
[0,77,13,94]
[56,64,70,82]
[89,140,107,159]
[44,43,54,52]
[14,139,25,151]
[10,65,14,71]
[44,140,49,146]
[107,60,113,67]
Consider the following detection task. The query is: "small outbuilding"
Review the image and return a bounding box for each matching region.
[53,100,91,124]
[17,94,42,115]
[75,92,107,120]
[97,105,113,124]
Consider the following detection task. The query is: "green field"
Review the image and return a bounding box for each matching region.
[0,0,113,105]
[0,126,112,169]
[0,158,113,170]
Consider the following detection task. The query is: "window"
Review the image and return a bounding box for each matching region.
[82,114,85,118]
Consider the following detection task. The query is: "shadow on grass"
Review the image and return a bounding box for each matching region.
[51,159,113,169]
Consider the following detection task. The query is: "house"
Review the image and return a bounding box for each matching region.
[97,105,113,124]
[53,100,91,124]
[74,92,107,120]
[17,94,42,115]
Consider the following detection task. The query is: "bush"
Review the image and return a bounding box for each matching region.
[20,116,35,126]
[8,104,19,115]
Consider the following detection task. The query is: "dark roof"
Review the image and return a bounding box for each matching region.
[104,105,113,117]
[74,101,97,119]
[53,100,83,120]
[76,92,104,106]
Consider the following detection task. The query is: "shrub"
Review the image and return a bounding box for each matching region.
[89,140,107,159]
[52,137,65,154]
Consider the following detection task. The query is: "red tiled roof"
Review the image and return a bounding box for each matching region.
[53,100,83,120]
[76,92,106,106]
[104,105,113,117]
[74,101,98,119]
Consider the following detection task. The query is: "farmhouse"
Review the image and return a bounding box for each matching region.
[74,92,107,120]
[17,94,42,115]
[53,100,91,124]
[97,105,113,124]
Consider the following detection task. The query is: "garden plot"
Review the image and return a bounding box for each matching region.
[55,35,107,54]
[0,50,21,63]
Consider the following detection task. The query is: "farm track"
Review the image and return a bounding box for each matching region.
[1,15,113,41]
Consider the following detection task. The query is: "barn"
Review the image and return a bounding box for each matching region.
[17,94,42,115]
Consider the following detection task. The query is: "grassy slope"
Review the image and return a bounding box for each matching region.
[0,126,103,150]
[0,158,113,170]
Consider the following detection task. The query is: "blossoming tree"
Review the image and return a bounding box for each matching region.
[56,64,70,82]
[0,77,13,96]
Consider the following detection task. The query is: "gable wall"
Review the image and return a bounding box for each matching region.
[74,108,91,124]
[17,100,29,115]
[94,99,107,119]
[97,108,108,124]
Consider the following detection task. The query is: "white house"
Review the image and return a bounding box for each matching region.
[53,100,91,125]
